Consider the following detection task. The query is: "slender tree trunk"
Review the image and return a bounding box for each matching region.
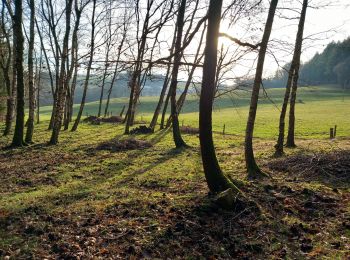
[244,0,278,178]
[71,0,96,132]
[200,0,239,194]
[275,0,307,155]
[98,63,108,117]
[286,0,308,148]
[149,28,176,132]
[65,63,78,128]
[36,55,42,124]
[4,39,16,136]
[165,27,205,128]
[49,0,74,144]
[104,13,128,118]
[0,5,13,136]
[169,0,187,148]
[25,0,36,143]
[274,70,293,157]
[2,66,13,136]
[11,0,25,147]
[98,2,112,118]
[2,67,12,135]
[160,89,170,129]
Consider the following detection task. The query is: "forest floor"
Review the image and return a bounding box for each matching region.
[0,121,350,259]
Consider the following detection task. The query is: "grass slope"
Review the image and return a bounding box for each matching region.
[0,85,349,258]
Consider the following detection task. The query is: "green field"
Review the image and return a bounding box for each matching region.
[38,85,350,139]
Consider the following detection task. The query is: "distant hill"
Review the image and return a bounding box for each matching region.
[264,37,350,88]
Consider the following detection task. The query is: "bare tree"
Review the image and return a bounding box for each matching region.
[148,26,176,132]
[11,0,26,146]
[244,0,278,179]
[286,0,309,148]
[49,0,74,144]
[124,0,174,134]
[199,0,240,194]
[169,0,187,148]
[103,5,130,117]
[274,0,308,156]
[63,0,89,130]
[25,0,36,143]
[71,0,96,131]
[0,3,14,136]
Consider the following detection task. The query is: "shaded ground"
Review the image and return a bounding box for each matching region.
[266,150,350,189]
[0,122,349,259]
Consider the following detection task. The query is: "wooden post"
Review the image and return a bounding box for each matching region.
[223,124,225,135]
[182,120,184,127]
[330,128,334,139]
[334,125,337,138]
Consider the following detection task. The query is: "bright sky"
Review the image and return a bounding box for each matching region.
[217,0,350,78]
[268,0,350,76]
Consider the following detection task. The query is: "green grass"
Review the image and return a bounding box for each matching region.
[0,84,350,258]
[38,85,350,139]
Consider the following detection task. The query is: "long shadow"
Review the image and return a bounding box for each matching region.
[1,136,187,217]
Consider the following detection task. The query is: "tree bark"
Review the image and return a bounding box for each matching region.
[11,0,25,147]
[49,0,74,144]
[286,0,308,148]
[244,0,278,178]
[169,0,187,148]
[71,0,96,132]
[199,0,239,194]
[275,0,308,155]
[25,0,36,143]
[0,7,14,136]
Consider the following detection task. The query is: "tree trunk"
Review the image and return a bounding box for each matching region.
[275,0,307,155]
[169,0,187,148]
[149,27,177,132]
[160,89,170,129]
[25,0,36,143]
[200,0,239,194]
[244,0,278,178]
[4,37,16,136]
[286,0,308,148]
[71,0,96,132]
[11,0,25,147]
[49,0,74,145]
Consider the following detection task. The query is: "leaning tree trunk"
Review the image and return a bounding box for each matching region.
[11,0,25,147]
[275,0,308,155]
[169,0,187,148]
[200,0,239,194]
[25,0,36,143]
[71,0,96,132]
[244,0,278,178]
[286,0,308,148]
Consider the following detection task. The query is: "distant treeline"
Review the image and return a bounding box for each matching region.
[38,72,189,106]
[264,37,350,88]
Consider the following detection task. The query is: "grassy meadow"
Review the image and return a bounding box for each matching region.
[0,85,350,258]
[36,84,350,139]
